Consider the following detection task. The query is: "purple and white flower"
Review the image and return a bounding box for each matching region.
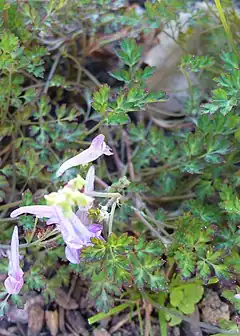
[10,201,102,264]
[4,226,24,295]
[56,134,113,177]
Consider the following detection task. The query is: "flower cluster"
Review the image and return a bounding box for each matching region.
[5,134,112,295]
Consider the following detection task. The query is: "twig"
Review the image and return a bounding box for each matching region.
[141,193,195,203]
[67,273,78,302]
[0,143,12,156]
[108,133,124,173]
[29,217,38,243]
[134,209,171,245]
[16,323,25,336]
[80,65,102,88]
[137,303,144,336]
[144,300,152,336]
[140,162,180,177]
[144,213,175,229]
[19,70,40,83]
[124,130,135,180]
[109,309,141,334]
[143,209,174,234]
[95,176,109,189]
[58,307,66,333]
[148,105,185,117]
[124,131,172,242]
[65,323,78,336]
[65,52,102,87]
[44,52,61,94]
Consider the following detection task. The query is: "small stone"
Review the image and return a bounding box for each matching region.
[172,327,180,336]
[93,328,111,336]
[181,308,202,336]
[199,290,230,326]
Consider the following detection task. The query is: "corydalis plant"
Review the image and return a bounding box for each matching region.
[11,169,102,264]
[10,135,114,265]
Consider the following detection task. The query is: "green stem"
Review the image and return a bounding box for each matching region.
[29,217,38,243]
[180,66,194,108]
[0,201,22,212]
[3,69,12,120]
[0,230,60,250]
[214,0,237,54]
[88,303,133,324]
[86,191,121,199]
[158,293,167,336]
[141,162,181,177]
[0,218,17,223]
[84,119,104,137]
[108,200,117,235]
[137,303,144,336]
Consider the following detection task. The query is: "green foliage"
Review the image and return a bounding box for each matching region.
[1,0,240,331]
[93,39,166,125]
[219,184,240,215]
[26,267,46,291]
[166,280,204,325]
[169,212,238,281]
[202,52,240,116]
[222,289,240,312]
[181,55,215,72]
[115,38,141,67]
[81,234,166,311]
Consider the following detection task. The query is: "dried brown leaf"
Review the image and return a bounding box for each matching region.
[58,307,66,333]
[25,295,44,312]
[65,310,89,336]
[45,310,59,336]
[27,304,44,336]
[55,288,78,310]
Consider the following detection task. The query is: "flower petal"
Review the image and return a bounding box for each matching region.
[91,134,105,149]
[103,145,113,156]
[76,209,91,226]
[88,224,102,235]
[85,166,95,193]
[4,276,24,295]
[9,227,21,277]
[11,206,55,219]
[53,207,89,248]
[56,134,112,177]
[65,246,81,264]
[46,217,59,225]
[68,212,92,245]
[4,226,24,295]
[234,293,240,299]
